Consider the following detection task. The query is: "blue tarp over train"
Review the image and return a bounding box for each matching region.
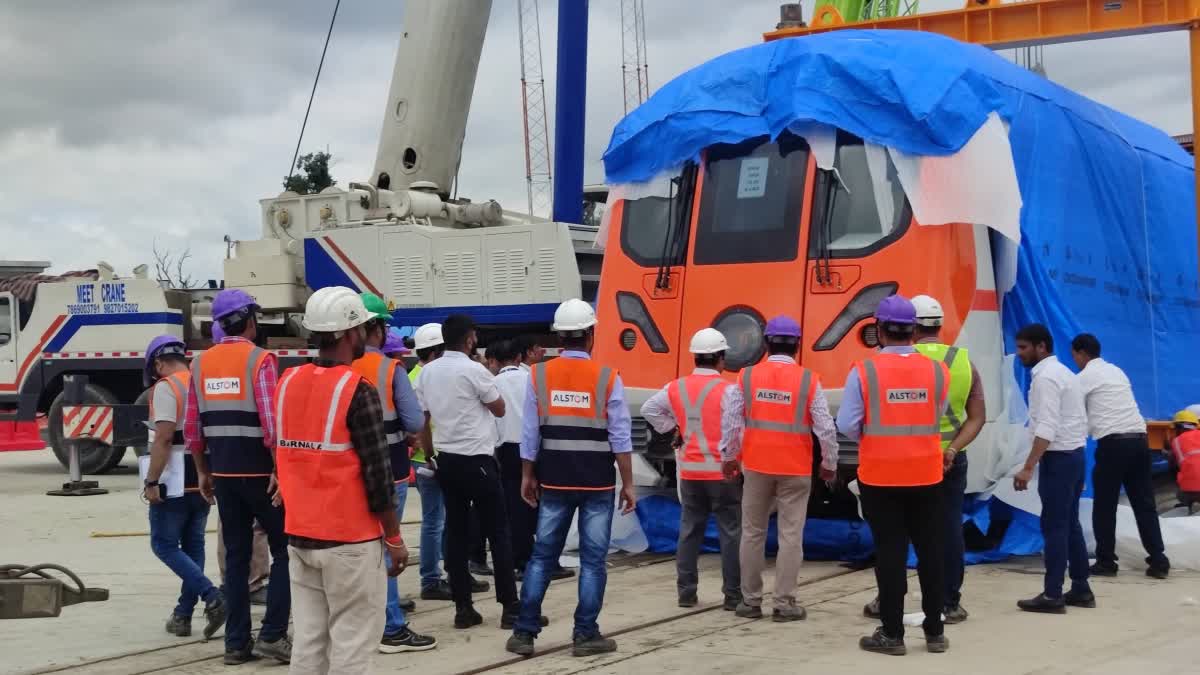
[602,29,1198,421]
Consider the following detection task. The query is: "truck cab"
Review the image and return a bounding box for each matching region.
[593,129,1006,472]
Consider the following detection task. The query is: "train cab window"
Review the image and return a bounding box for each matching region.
[693,133,809,265]
[620,196,684,268]
[810,132,911,259]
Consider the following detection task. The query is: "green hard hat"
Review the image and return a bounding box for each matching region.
[359,292,391,321]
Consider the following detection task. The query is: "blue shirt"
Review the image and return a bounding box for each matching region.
[519,351,633,461]
[836,345,919,443]
[366,346,424,433]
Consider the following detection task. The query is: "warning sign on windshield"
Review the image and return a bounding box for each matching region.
[736,157,769,199]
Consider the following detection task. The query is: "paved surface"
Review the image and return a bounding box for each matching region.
[3,450,1197,675]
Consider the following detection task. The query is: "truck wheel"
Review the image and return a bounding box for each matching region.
[48,383,123,475]
[126,387,153,462]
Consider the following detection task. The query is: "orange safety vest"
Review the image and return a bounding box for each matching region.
[855,352,948,487]
[191,340,273,476]
[274,363,380,543]
[532,358,617,490]
[351,350,409,483]
[738,360,817,476]
[1172,430,1200,492]
[149,370,199,492]
[666,373,730,481]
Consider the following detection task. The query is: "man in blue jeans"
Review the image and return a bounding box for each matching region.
[506,299,636,658]
[1012,324,1094,613]
[140,335,226,640]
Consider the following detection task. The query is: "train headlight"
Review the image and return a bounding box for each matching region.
[712,307,766,371]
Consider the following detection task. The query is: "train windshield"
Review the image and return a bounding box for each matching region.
[812,133,912,259]
[693,133,809,265]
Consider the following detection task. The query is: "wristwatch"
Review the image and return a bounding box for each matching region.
[144,479,161,488]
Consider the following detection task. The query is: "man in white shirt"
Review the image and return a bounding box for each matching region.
[492,340,538,580]
[1070,334,1169,579]
[416,314,522,630]
[1013,324,1094,614]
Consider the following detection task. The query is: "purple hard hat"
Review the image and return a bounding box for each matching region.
[145,335,186,386]
[874,295,917,324]
[212,289,258,321]
[383,330,409,357]
[210,321,225,343]
[764,315,802,338]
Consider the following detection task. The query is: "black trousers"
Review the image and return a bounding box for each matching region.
[497,442,538,572]
[860,482,945,640]
[436,452,518,607]
[1092,434,1169,567]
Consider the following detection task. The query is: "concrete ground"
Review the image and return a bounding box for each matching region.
[2,449,1197,675]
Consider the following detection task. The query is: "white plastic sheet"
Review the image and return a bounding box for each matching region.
[595,172,676,252]
[888,113,1023,244]
[563,463,650,555]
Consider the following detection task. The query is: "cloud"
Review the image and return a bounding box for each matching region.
[0,0,1190,284]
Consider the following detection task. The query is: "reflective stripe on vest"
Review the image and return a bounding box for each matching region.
[191,343,267,438]
[914,343,972,446]
[352,352,403,447]
[668,375,728,478]
[741,366,813,434]
[275,364,380,543]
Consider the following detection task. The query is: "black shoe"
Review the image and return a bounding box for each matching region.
[772,606,807,622]
[203,592,226,640]
[572,634,617,657]
[398,595,417,612]
[501,604,549,630]
[925,632,950,654]
[943,604,968,624]
[1146,558,1170,579]
[252,635,292,664]
[550,566,576,581]
[1064,589,1096,608]
[734,602,763,619]
[1017,593,1067,614]
[223,642,256,665]
[469,561,494,576]
[1089,561,1119,577]
[678,593,698,608]
[421,580,454,601]
[506,631,535,657]
[165,614,191,637]
[248,586,268,606]
[470,576,491,593]
[859,628,907,656]
[723,596,741,611]
[863,596,881,619]
[379,625,438,653]
[454,605,483,629]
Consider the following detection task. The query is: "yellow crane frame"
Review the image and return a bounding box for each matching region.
[766,0,1200,265]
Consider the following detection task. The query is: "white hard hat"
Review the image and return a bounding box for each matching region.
[413,323,444,350]
[552,298,597,333]
[302,286,372,333]
[911,294,944,327]
[689,328,729,354]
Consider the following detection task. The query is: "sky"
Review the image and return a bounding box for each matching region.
[0,0,1191,282]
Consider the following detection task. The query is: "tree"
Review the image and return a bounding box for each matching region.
[152,243,198,289]
[283,151,336,195]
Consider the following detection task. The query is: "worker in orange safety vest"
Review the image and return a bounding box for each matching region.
[640,328,744,611]
[274,286,407,674]
[837,295,950,656]
[1169,410,1200,512]
[733,315,839,623]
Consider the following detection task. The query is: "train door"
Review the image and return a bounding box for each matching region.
[675,133,816,375]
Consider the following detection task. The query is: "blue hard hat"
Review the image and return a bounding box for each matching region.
[874,295,917,325]
[212,289,259,321]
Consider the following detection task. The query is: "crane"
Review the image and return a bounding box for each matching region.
[620,0,650,114]
[517,0,553,218]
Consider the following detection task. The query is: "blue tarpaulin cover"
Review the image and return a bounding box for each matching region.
[602,30,1198,421]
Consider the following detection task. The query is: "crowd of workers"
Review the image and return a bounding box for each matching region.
[133,286,1200,672]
